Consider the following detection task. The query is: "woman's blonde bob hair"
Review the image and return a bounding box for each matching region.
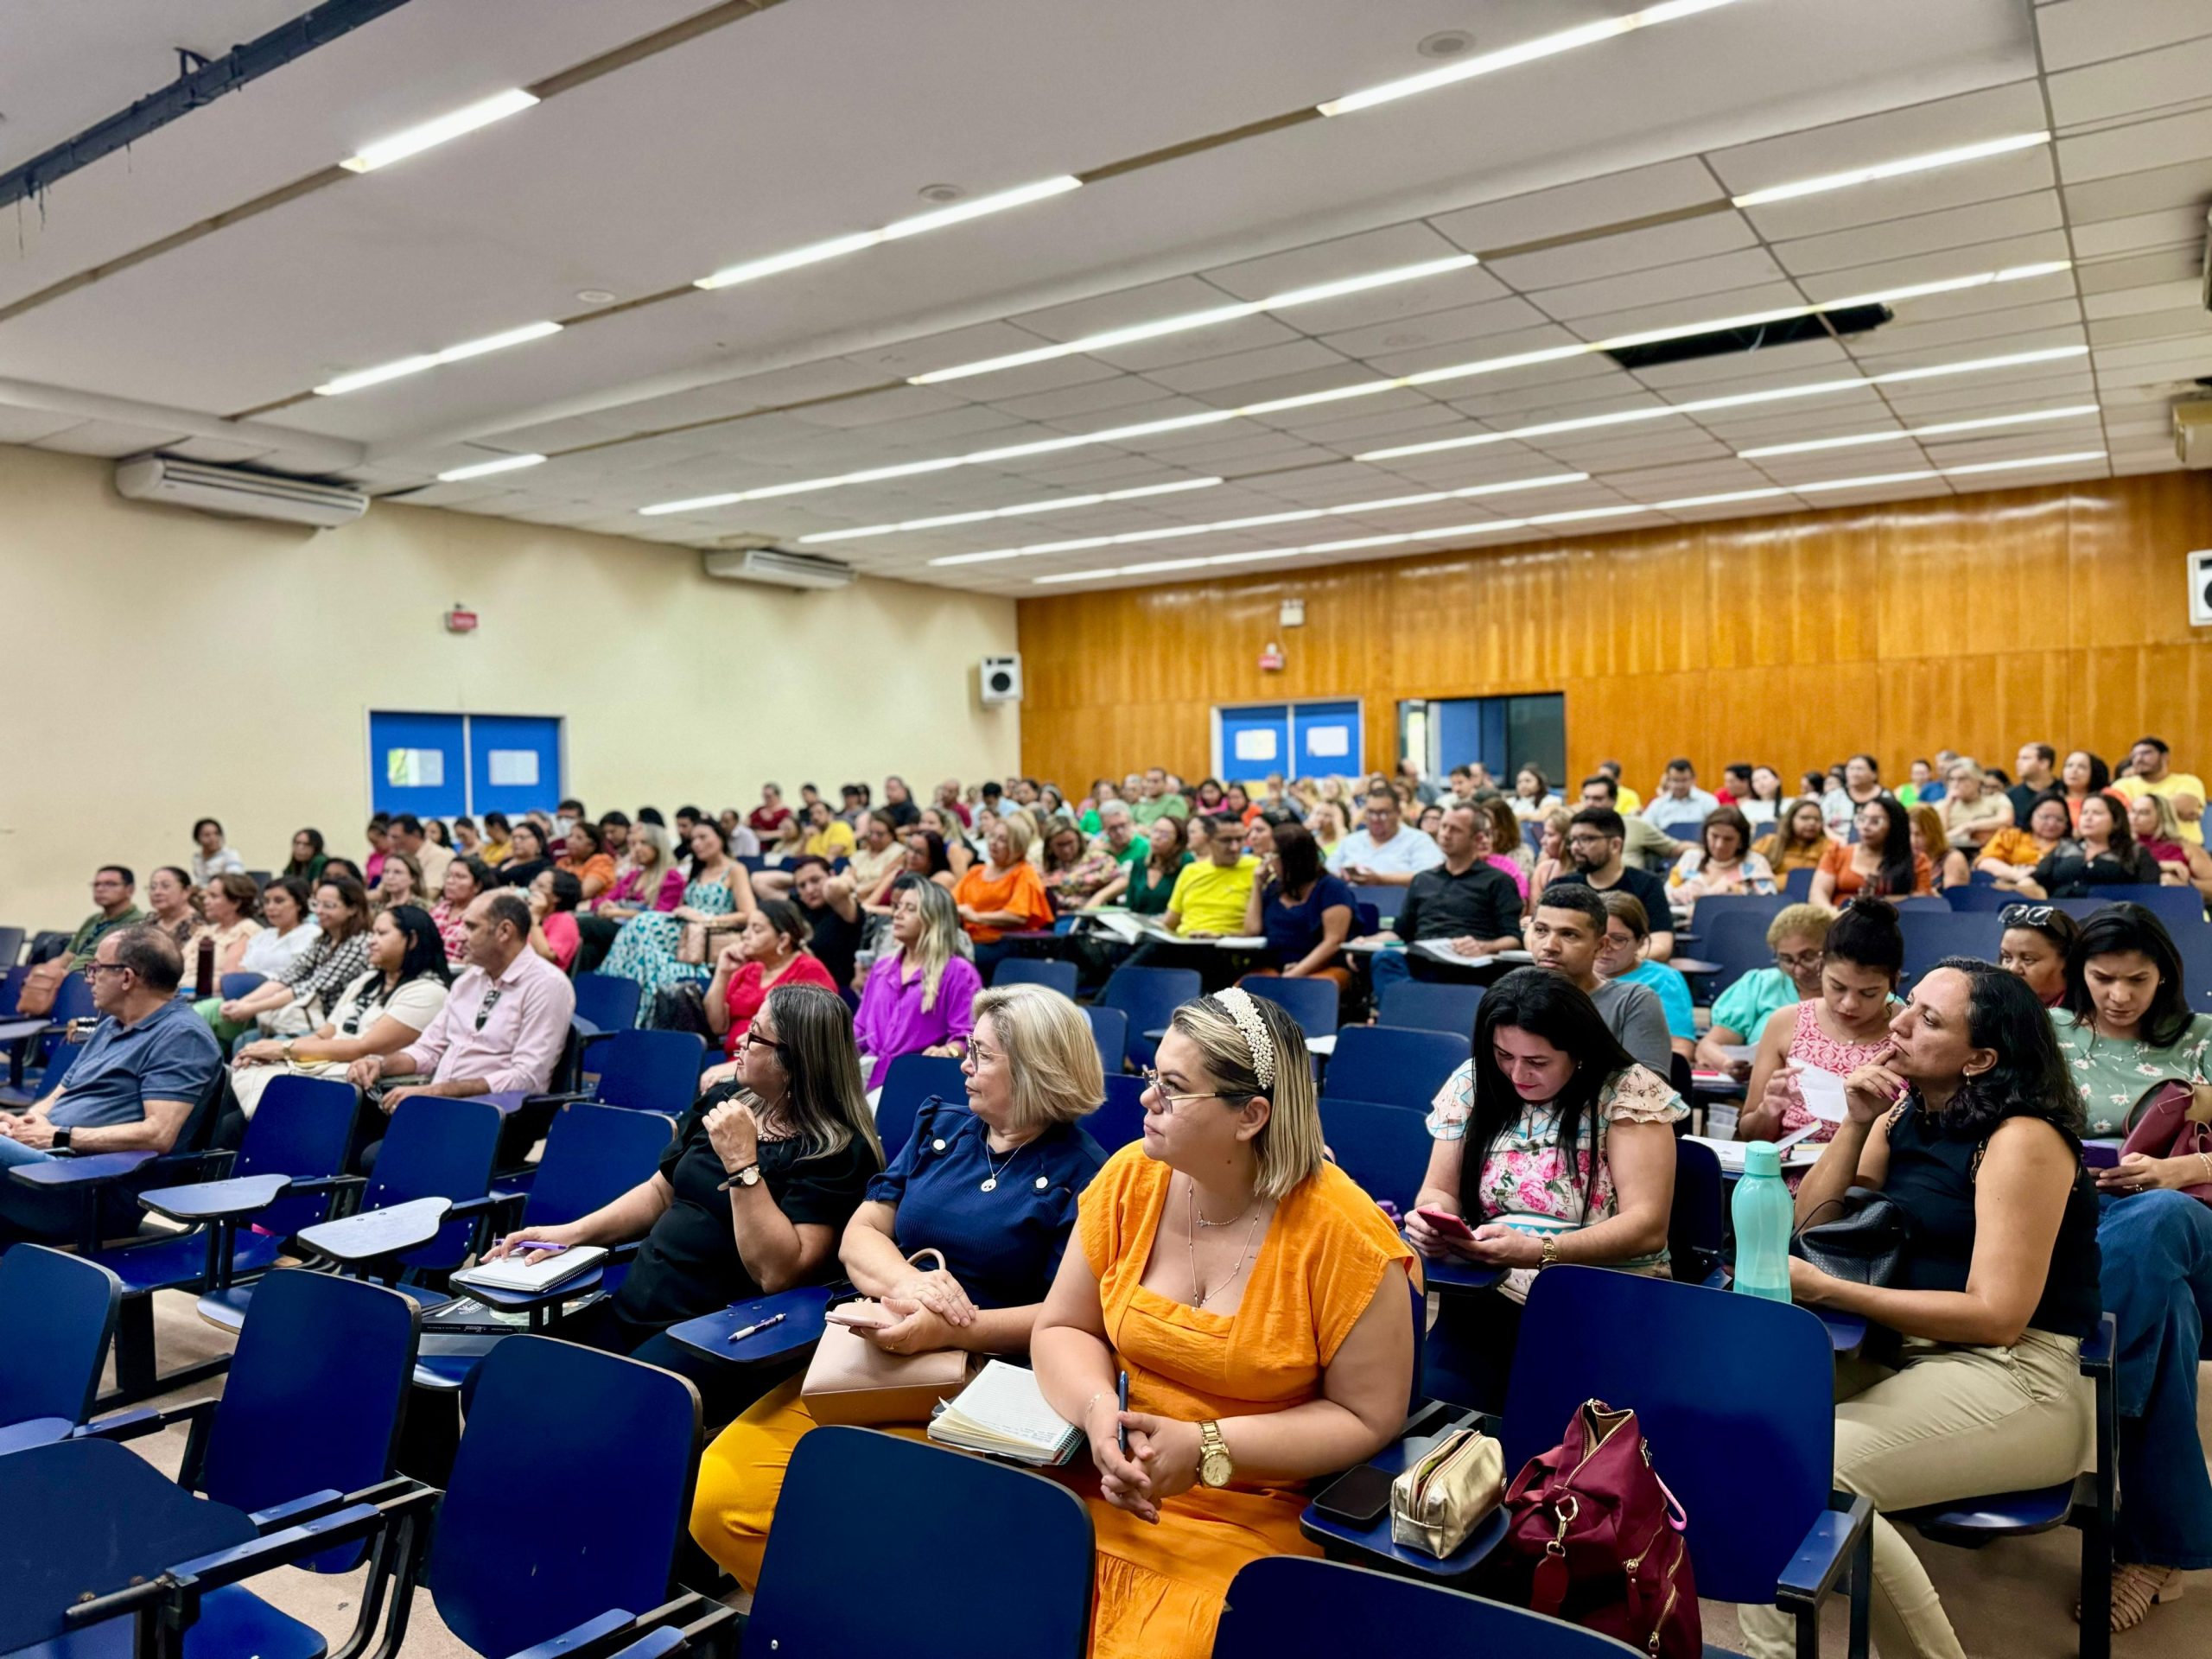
[969,987,1103,1135]
[1166,993,1324,1201]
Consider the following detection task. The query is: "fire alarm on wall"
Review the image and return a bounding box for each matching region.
[1258,640,1284,671]
[444,605,479,633]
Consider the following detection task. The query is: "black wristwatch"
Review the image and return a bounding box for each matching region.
[50,1126,73,1151]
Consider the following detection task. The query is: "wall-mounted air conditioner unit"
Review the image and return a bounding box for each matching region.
[701,547,856,591]
[113,455,369,527]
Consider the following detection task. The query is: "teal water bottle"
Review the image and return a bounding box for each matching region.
[1731,1141,1794,1303]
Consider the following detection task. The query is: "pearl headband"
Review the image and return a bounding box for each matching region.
[1210,987,1278,1092]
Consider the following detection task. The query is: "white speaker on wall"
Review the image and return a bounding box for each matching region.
[2190,549,2212,627]
[980,653,1023,703]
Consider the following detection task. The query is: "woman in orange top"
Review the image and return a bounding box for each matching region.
[1033,989,1416,1659]
[1808,797,1931,908]
[556,821,619,902]
[952,814,1053,977]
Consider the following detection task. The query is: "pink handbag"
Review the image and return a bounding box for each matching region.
[2119,1082,2212,1204]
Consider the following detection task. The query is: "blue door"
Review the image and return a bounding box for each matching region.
[1216,704,1290,784]
[1433,698,1509,779]
[1291,701,1363,779]
[368,712,467,818]
[468,715,563,818]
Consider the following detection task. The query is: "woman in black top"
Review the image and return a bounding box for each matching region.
[1741,959,2101,1659]
[487,982,883,1421]
[2017,791,2159,899]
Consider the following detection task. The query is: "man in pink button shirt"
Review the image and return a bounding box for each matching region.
[349,891,575,1122]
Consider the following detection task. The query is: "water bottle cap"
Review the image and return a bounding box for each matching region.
[1743,1141,1783,1177]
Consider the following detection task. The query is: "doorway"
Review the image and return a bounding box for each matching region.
[1398,694,1567,790]
[367,711,565,817]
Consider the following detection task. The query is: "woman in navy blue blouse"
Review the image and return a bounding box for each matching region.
[690,984,1108,1586]
[1243,822,1359,988]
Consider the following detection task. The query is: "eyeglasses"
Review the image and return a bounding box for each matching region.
[739,1029,787,1054]
[1775,950,1825,972]
[1138,1066,1222,1109]
[80,961,130,978]
[2000,904,2056,928]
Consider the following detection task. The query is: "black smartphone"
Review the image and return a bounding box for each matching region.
[1313,1462,1395,1528]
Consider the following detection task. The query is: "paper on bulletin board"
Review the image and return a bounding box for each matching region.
[1232,728,1278,762]
[387,748,443,788]
[1306,727,1351,759]
[486,749,540,787]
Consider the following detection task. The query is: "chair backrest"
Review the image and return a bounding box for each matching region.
[1503,1267,1835,1605]
[1090,1071,1148,1151]
[582,1028,706,1113]
[1782,865,1816,900]
[993,957,1080,999]
[1099,964,1202,1067]
[1317,1097,1433,1210]
[199,1270,419,1571]
[1942,883,2013,913]
[2091,885,2210,934]
[1237,973,1339,1038]
[0,963,24,1017]
[1700,909,1779,996]
[524,1103,678,1230]
[1322,1026,1470,1112]
[1084,1004,1128,1073]
[1216,1555,1644,1659]
[1668,1139,1726,1286]
[0,926,25,969]
[570,971,642,1033]
[1685,891,1788,944]
[363,1095,502,1268]
[0,1245,122,1430]
[244,871,272,890]
[1376,979,1483,1036]
[750,1426,1094,1659]
[875,1052,970,1161]
[217,971,267,1001]
[2175,919,2212,1014]
[41,977,97,1062]
[429,1337,702,1659]
[236,1074,362,1236]
[1897,911,2003,985]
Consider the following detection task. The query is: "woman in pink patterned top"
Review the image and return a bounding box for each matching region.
[1739,897,1904,1178]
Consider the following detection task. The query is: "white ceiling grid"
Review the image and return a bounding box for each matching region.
[0,0,2204,589]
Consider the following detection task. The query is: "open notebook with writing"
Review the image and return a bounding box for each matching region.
[926,1360,1082,1467]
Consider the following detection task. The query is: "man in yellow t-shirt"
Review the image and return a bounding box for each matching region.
[2113,735,2205,845]
[1164,817,1257,936]
[801,800,857,861]
[1599,759,1642,814]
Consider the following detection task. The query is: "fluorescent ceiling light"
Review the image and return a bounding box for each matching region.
[436,453,546,482]
[637,312,2084,516]
[1729,130,2050,208]
[1029,450,2105,586]
[801,478,1221,543]
[1317,0,1746,118]
[1738,403,2101,458]
[314,321,562,397]
[695,175,1080,290]
[340,89,538,173]
[909,254,1478,385]
[926,472,1588,566]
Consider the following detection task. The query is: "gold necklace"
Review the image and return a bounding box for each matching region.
[1185,1179,1263,1310]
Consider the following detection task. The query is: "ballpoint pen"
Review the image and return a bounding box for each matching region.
[727,1312,788,1344]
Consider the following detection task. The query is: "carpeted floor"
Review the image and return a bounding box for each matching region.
[105,1287,2212,1658]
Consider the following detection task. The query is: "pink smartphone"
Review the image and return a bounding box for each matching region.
[824,1304,898,1332]
[1412,1205,1478,1241]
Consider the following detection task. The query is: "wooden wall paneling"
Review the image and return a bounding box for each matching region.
[1878,651,2081,780]
[2068,474,2212,651]
[1876,489,2070,663]
[1559,671,1713,794]
[2070,645,2212,772]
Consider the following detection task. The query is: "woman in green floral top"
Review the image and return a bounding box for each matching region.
[2050,908,2212,1138]
[1405,968,1684,1408]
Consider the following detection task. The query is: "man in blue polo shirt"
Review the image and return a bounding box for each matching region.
[0,926,220,1239]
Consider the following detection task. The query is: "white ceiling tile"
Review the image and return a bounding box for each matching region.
[1796,231,2075,301]
[2056,106,2212,185]
[2082,279,2204,319]
[1770,193,2064,276]
[1847,301,2087,359]
[1557,283,1809,345]
[1426,160,1727,256]
[990,372,1173,422]
[2075,246,2202,294]
[34,419,188,457]
[0,410,95,444]
[1528,248,1791,322]
[2063,158,2212,223]
[1706,81,2051,195]
[2067,205,2208,256]
[1484,212,1760,291]
[2088,308,2212,349]
[1270,265,1514,337]
[1317,294,1553,362]
[786,385,976,429]
[2037,0,2212,72]
[1736,148,2056,243]
[1140,340,1352,396]
[2046,35,2212,125]
[1008,276,1244,344]
[1358,321,1587,381]
[1199,222,1478,300]
[1084,314,1307,372]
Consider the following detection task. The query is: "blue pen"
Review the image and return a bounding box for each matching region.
[1116,1370,1130,1457]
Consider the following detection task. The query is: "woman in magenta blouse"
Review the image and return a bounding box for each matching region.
[575,821,686,975]
[852,880,982,1088]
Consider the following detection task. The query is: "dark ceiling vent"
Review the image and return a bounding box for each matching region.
[1604,302,1893,372]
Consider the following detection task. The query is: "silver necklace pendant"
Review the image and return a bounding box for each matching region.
[979,1177,997,1192]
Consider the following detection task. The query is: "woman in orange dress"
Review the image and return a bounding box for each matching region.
[951,814,1054,979]
[1033,988,1416,1659]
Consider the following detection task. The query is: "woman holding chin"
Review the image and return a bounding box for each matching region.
[688,986,1109,1589]
[1031,989,1416,1659]
[1404,968,1684,1409]
[1738,960,2100,1659]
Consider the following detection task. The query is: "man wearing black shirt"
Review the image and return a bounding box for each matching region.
[1544,807,1676,961]
[790,855,863,988]
[1364,804,1526,1006]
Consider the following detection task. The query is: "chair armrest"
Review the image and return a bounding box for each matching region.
[8,1149,159,1187]
[289,1173,366,1197]
[2078,1311,2115,1375]
[1774,1491,1875,1613]
[521,1090,594,1113]
[75,1397,217,1442]
[447,1193,505,1221]
[249,1489,346,1531]
[509,1595,738,1659]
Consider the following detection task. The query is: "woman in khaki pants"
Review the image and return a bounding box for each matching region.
[1739,957,2102,1659]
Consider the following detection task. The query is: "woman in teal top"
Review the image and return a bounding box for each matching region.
[1080,817,1192,918]
[1692,902,1834,1077]
[1595,892,1695,1059]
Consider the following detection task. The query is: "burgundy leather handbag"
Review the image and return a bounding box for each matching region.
[2119,1081,2212,1205]
[1501,1399,1701,1659]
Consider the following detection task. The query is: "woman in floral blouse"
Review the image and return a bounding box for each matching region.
[2060,904,2212,1635]
[1403,967,1683,1408]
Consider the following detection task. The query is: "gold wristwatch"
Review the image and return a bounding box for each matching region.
[1197,1419,1233,1488]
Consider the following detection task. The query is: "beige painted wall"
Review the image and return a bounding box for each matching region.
[0,445,1021,932]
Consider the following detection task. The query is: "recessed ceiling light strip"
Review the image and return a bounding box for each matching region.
[1028,448,2104,584]
[800,476,1224,543]
[340,90,541,174]
[1737,402,2101,458]
[1729,130,2050,208]
[436,452,548,482]
[314,321,563,397]
[694,176,1083,290]
[925,470,1590,565]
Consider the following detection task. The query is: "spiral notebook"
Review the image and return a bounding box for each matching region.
[925,1360,1082,1466]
